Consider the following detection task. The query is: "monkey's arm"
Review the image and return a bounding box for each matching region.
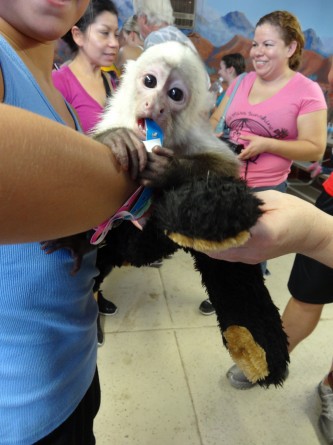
[97,219,179,269]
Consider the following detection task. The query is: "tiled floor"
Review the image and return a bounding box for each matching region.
[95,249,333,445]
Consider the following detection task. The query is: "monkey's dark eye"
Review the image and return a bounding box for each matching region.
[144,74,157,88]
[168,88,184,102]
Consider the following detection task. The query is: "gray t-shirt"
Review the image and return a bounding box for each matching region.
[144,25,197,53]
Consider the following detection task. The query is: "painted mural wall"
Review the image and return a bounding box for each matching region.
[113,0,333,107]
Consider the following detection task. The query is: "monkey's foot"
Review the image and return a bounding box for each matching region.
[223,325,269,383]
[167,230,250,251]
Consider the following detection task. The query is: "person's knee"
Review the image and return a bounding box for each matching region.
[291,297,323,315]
[285,297,323,316]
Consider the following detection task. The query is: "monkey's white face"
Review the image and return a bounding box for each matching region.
[94,41,222,156]
[133,62,191,140]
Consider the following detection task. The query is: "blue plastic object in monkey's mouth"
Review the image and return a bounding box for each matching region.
[143,118,164,151]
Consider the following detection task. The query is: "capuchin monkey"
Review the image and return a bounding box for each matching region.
[44,42,289,386]
[43,41,240,270]
[89,42,289,387]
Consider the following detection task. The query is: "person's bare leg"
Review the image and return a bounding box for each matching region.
[282,297,324,353]
[282,297,333,443]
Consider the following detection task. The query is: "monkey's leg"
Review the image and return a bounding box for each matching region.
[41,233,96,275]
[91,218,178,301]
[192,252,289,388]
[99,219,179,269]
[153,175,263,252]
[149,175,290,385]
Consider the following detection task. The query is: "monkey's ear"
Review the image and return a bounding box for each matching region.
[122,59,137,77]
[124,59,136,69]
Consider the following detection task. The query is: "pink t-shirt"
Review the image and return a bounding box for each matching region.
[52,65,103,134]
[226,71,327,188]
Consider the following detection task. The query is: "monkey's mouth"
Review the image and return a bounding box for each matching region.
[137,118,164,144]
[137,118,147,139]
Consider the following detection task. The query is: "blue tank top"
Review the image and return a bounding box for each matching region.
[0,36,99,444]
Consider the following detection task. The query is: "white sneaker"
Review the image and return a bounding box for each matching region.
[226,364,289,390]
[318,380,333,444]
[226,364,257,389]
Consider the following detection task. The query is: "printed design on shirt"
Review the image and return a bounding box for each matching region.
[229,117,289,164]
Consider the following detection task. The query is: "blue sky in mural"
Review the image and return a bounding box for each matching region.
[200,0,330,35]
[198,0,333,51]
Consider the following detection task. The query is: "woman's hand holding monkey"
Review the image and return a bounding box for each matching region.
[196,190,333,269]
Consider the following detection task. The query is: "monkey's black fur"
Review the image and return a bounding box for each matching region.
[93,153,290,387]
[43,152,289,387]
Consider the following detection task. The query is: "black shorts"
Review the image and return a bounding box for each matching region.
[288,189,333,304]
[35,367,101,445]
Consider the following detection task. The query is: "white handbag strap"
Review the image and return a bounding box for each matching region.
[223,72,246,118]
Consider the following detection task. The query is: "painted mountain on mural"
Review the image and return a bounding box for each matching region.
[195,11,328,57]
[114,2,330,56]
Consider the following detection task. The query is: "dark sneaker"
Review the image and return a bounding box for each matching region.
[226,364,289,389]
[199,299,215,315]
[318,380,333,443]
[97,290,118,316]
[97,314,104,347]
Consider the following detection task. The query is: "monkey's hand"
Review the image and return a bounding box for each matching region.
[94,127,147,180]
[139,146,175,187]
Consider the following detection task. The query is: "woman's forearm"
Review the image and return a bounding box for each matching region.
[266,137,326,162]
[267,109,327,161]
[300,207,333,268]
[0,104,137,243]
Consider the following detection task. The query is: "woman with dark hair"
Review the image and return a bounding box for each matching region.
[209,10,327,388]
[213,53,246,108]
[53,1,120,336]
[53,0,119,134]
[211,10,327,193]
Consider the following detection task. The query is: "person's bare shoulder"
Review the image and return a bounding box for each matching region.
[118,45,143,69]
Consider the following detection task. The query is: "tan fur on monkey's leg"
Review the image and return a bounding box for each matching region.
[223,326,269,383]
[166,230,250,251]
